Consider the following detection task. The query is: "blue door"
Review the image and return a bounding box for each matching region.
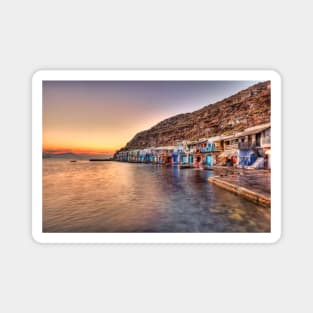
[172,154,178,163]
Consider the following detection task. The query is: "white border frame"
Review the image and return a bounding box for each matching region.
[32,70,281,243]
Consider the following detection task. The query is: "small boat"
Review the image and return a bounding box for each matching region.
[70,160,77,162]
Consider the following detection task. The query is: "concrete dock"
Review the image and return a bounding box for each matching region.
[208,168,270,206]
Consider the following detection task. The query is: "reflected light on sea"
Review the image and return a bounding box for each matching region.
[43,159,270,233]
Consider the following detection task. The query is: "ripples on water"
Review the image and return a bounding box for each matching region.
[43,159,270,233]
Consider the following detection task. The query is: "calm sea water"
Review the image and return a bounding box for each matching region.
[43,159,270,232]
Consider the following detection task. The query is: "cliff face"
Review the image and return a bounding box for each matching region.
[120,81,270,151]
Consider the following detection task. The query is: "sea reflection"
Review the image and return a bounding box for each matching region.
[43,159,270,232]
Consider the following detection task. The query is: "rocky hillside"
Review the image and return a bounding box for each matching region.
[119,81,270,151]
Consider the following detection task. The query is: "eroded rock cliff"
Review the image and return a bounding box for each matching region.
[119,81,270,151]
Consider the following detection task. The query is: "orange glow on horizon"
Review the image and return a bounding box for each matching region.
[43,144,118,155]
[43,80,259,156]
[43,110,171,155]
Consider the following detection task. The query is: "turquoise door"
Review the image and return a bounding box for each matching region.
[206,155,213,166]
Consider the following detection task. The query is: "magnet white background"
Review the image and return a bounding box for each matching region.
[0,1,311,313]
[33,70,281,244]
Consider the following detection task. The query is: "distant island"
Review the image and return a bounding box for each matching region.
[43,152,113,160]
[89,158,114,161]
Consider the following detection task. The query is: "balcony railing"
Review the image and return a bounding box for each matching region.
[224,143,239,150]
[200,147,215,153]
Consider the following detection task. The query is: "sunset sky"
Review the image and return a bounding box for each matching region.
[43,80,259,155]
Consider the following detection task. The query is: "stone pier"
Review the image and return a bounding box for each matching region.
[208,169,270,206]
